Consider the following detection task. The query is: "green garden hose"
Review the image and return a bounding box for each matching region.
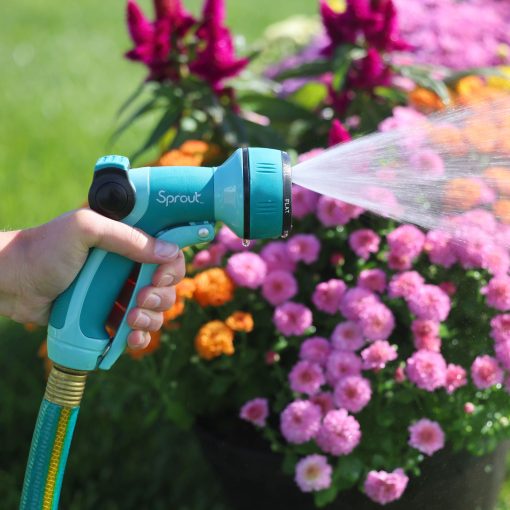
[19,366,87,510]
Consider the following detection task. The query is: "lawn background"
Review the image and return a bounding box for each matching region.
[0,0,509,508]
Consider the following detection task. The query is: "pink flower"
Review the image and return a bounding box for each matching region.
[406,350,447,391]
[310,392,335,416]
[192,244,227,269]
[364,469,409,505]
[334,375,372,413]
[239,398,269,427]
[292,185,319,219]
[409,150,445,176]
[495,340,510,370]
[287,234,321,264]
[289,361,325,396]
[358,269,387,293]
[409,419,445,456]
[361,340,398,371]
[464,402,475,414]
[482,277,510,311]
[349,229,381,260]
[217,225,250,252]
[471,355,504,389]
[340,288,380,321]
[387,224,425,261]
[300,337,331,366]
[280,400,322,444]
[273,302,313,336]
[189,0,249,90]
[388,271,425,300]
[328,119,351,146]
[359,303,395,341]
[326,351,362,385]
[331,322,365,351]
[424,230,457,268]
[408,285,451,322]
[312,279,347,314]
[411,320,441,352]
[395,366,406,383]
[260,241,296,272]
[439,281,457,297]
[491,314,510,343]
[315,409,361,456]
[262,270,298,306]
[226,252,267,288]
[445,364,467,394]
[295,455,333,493]
[379,106,426,132]
[317,196,364,227]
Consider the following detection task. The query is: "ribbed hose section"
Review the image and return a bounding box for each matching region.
[20,366,87,510]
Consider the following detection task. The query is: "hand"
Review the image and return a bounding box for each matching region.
[0,209,186,350]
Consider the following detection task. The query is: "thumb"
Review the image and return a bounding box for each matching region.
[74,209,180,264]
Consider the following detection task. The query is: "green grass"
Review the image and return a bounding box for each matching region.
[0,0,316,230]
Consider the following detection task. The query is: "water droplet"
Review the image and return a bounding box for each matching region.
[242,239,250,247]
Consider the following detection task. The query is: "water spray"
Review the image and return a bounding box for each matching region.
[19,148,292,509]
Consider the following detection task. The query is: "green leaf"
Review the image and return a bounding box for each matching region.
[161,397,193,429]
[314,486,339,507]
[274,60,331,81]
[335,455,363,486]
[444,67,506,87]
[281,453,298,476]
[116,82,145,118]
[240,94,316,123]
[290,82,328,110]
[399,66,451,105]
[130,105,182,162]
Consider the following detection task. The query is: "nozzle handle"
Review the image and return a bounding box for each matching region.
[47,224,215,371]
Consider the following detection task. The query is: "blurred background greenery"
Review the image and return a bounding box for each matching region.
[1,1,510,509]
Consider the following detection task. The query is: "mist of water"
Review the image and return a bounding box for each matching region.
[293,95,510,248]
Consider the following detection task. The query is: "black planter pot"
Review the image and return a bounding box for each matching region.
[196,421,509,510]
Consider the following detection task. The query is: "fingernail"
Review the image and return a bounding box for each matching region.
[133,312,150,329]
[157,274,175,287]
[143,294,161,308]
[154,241,179,259]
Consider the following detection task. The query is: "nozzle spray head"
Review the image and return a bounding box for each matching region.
[48,147,292,371]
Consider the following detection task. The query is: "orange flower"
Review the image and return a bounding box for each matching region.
[484,167,510,197]
[156,150,204,167]
[443,178,482,211]
[409,87,445,113]
[462,119,499,153]
[225,311,254,333]
[456,76,485,100]
[494,200,510,224]
[24,323,39,332]
[176,277,196,300]
[195,320,235,360]
[180,140,209,155]
[163,298,186,323]
[128,329,162,360]
[428,125,468,156]
[194,268,234,307]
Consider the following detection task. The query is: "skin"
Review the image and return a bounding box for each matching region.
[0,208,186,350]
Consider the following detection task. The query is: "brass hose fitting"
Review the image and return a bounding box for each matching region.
[44,364,88,408]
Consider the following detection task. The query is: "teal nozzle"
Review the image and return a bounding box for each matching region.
[47,147,292,372]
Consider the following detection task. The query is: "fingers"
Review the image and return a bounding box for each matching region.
[136,285,176,311]
[70,209,181,264]
[152,251,186,287]
[127,330,151,350]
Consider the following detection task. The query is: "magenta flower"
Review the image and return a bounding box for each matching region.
[349,48,392,89]
[192,243,227,269]
[331,321,365,352]
[407,285,451,322]
[239,398,269,427]
[349,229,381,260]
[226,252,267,289]
[359,303,395,341]
[287,234,321,264]
[326,350,362,385]
[358,268,387,294]
[491,314,510,344]
[406,350,447,391]
[295,455,333,493]
[387,224,425,261]
[189,0,249,91]
[217,225,250,252]
[292,185,319,219]
[340,287,381,321]
[388,271,425,300]
[262,270,298,306]
[317,196,364,227]
[334,375,372,413]
[328,119,351,146]
[445,364,467,394]
[424,230,457,268]
[315,409,361,456]
[299,337,331,366]
[482,276,510,311]
[273,302,313,336]
[260,241,296,272]
[312,279,347,314]
[310,392,335,416]
[411,319,441,352]
[364,468,409,505]
[289,361,325,396]
[471,355,504,389]
[409,419,445,456]
[361,340,398,371]
[280,400,322,444]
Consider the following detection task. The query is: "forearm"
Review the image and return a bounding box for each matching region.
[0,230,26,320]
